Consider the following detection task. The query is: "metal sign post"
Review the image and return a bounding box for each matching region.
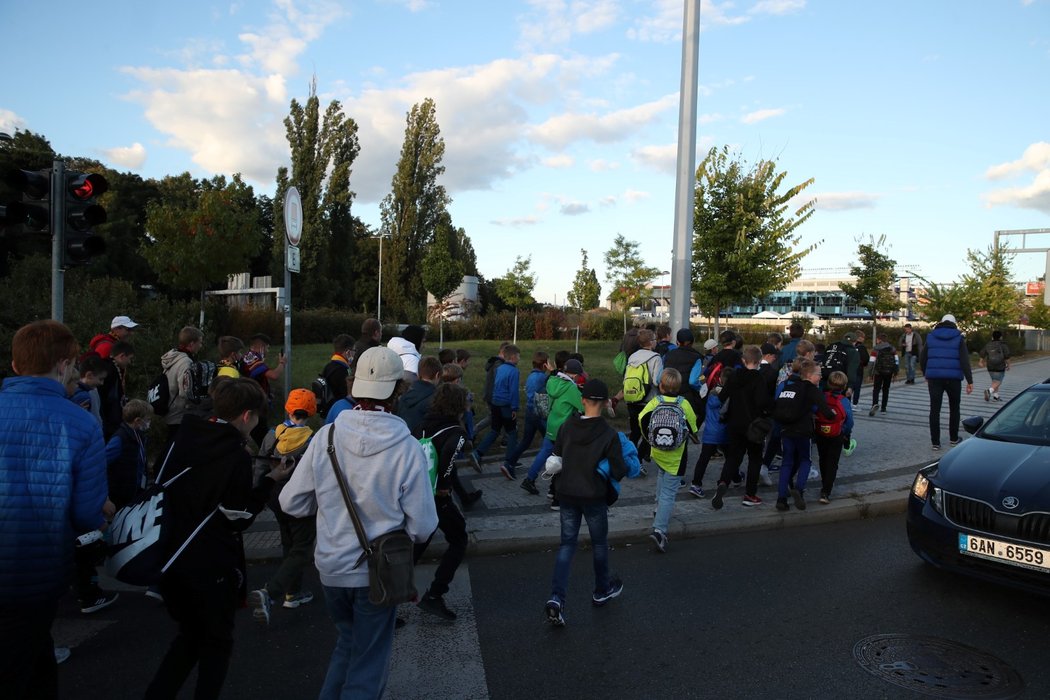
[51,160,64,321]
[283,187,303,398]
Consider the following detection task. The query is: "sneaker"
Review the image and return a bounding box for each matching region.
[283,591,314,609]
[868,405,878,417]
[949,438,961,446]
[775,498,789,512]
[932,444,941,451]
[638,466,648,477]
[545,599,565,627]
[767,463,780,473]
[818,493,831,505]
[741,494,762,507]
[550,500,560,511]
[790,487,806,511]
[984,388,991,402]
[546,490,555,501]
[843,439,857,457]
[993,394,1002,401]
[54,647,71,665]
[80,592,119,614]
[808,466,820,481]
[418,594,457,621]
[688,484,705,499]
[649,530,667,553]
[678,479,686,489]
[520,478,539,495]
[248,589,271,625]
[759,466,772,487]
[144,588,164,603]
[712,482,728,510]
[499,464,515,480]
[592,577,624,606]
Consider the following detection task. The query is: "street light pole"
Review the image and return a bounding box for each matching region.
[373,232,391,322]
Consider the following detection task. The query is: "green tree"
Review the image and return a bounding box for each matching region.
[567,249,602,312]
[604,234,661,332]
[839,235,898,340]
[691,146,816,336]
[273,79,361,308]
[1025,292,1050,330]
[421,213,465,346]
[142,174,262,322]
[911,273,978,331]
[961,244,1022,332]
[380,97,450,319]
[493,255,537,344]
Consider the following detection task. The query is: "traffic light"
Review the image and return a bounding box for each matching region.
[1,167,52,233]
[61,171,107,266]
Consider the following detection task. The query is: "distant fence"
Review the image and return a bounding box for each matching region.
[1024,329,1050,352]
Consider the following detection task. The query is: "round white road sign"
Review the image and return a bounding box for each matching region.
[284,186,303,247]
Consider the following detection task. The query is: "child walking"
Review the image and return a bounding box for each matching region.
[773,360,834,511]
[640,369,698,552]
[815,371,855,504]
[689,368,732,499]
[475,344,521,479]
[544,379,627,627]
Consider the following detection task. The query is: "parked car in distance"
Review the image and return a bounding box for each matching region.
[907,379,1050,596]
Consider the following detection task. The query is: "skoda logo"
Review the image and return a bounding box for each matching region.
[1002,496,1020,510]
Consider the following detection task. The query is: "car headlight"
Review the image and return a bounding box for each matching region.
[912,473,930,501]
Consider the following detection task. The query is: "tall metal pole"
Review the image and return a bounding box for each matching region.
[375,233,387,322]
[51,160,65,322]
[283,239,292,397]
[670,0,700,334]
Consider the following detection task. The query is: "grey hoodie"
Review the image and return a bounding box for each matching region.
[160,348,193,425]
[279,408,438,589]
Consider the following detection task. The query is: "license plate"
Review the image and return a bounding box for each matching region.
[959,533,1050,573]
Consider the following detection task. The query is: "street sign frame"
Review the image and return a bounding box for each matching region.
[284,186,303,247]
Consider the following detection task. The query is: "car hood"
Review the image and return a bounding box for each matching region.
[938,437,1050,512]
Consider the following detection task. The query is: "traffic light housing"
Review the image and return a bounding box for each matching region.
[1,167,52,233]
[61,171,107,266]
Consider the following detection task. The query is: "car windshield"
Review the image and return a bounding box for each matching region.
[981,388,1050,446]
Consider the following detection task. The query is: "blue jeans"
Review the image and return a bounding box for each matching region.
[527,437,555,481]
[475,404,518,464]
[778,435,812,498]
[652,468,679,535]
[550,502,609,605]
[319,585,397,700]
[507,410,545,465]
[904,353,918,382]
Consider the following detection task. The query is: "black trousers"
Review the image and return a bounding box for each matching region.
[414,495,468,598]
[692,442,720,485]
[871,372,893,411]
[627,401,651,461]
[815,436,843,496]
[267,512,316,600]
[719,431,763,497]
[927,378,962,446]
[0,599,57,700]
[145,570,238,700]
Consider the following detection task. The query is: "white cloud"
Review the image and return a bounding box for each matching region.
[542,154,575,168]
[599,195,618,206]
[741,107,786,124]
[630,143,677,173]
[529,93,678,149]
[491,215,541,226]
[589,159,620,171]
[983,143,1050,214]
[623,188,650,202]
[560,201,590,215]
[518,0,620,48]
[750,0,806,15]
[102,142,148,169]
[0,108,27,135]
[812,191,880,211]
[699,112,724,125]
[628,0,749,42]
[382,0,430,11]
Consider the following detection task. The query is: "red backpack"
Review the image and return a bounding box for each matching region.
[815,391,847,438]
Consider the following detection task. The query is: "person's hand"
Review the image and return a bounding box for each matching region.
[966,383,974,395]
[267,456,294,482]
[102,499,116,518]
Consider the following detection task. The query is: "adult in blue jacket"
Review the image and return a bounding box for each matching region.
[920,314,974,449]
[0,321,109,699]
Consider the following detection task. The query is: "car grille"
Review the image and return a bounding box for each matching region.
[943,493,1050,547]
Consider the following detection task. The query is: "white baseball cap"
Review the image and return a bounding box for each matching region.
[941,314,957,324]
[351,347,404,400]
[111,315,139,329]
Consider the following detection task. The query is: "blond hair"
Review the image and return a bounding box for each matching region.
[659,367,681,395]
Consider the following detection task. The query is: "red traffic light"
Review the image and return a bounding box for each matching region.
[66,173,108,200]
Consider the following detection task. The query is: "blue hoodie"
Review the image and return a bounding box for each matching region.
[490,361,521,409]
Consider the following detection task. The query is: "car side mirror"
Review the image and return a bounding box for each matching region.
[962,416,984,435]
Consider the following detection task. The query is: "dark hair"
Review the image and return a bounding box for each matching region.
[455,348,471,363]
[656,325,672,340]
[210,377,266,420]
[438,348,456,365]
[12,321,78,376]
[766,332,783,346]
[789,323,804,339]
[401,325,426,350]
[179,326,204,347]
[554,350,571,370]
[418,356,442,380]
[992,330,1003,341]
[429,382,468,418]
[532,350,549,369]
[78,353,109,377]
[503,344,521,358]
[361,318,382,338]
[250,333,272,345]
[333,334,355,353]
[111,341,135,357]
[621,327,640,355]
[569,352,584,364]
[218,335,244,358]
[718,330,736,346]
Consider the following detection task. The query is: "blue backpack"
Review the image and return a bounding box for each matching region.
[598,432,642,505]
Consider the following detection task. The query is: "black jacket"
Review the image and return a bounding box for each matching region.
[162,415,273,586]
[398,380,437,434]
[414,413,467,493]
[348,338,381,376]
[722,368,771,436]
[321,357,350,404]
[482,356,504,404]
[663,345,704,416]
[778,376,835,438]
[553,415,626,505]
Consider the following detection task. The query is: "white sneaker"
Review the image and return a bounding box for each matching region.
[808,467,820,481]
[759,466,772,486]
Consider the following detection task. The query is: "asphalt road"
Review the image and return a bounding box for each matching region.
[54,513,1050,699]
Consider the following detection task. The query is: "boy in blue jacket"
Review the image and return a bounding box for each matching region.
[475,344,521,479]
[507,350,549,468]
[689,368,732,498]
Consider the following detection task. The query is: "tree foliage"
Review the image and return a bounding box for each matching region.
[142,174,261,301]
[422,212,465,309]
[961,244,1022,331]
[604,235,661,326]
[273,79,362,308]
[493,255,536,310]
[380,98,450,319]
[839,234,898,337]
[567,249,602,311]
[691,146,816,333]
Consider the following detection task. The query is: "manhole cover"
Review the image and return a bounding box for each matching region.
[853,634,1024,699]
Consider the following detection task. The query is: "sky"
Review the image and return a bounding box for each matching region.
[3,0,1049,305]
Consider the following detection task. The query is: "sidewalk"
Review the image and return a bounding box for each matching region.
[244,357,1049,559]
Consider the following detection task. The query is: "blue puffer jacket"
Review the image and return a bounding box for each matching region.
[0,376,108,602]
[923,324,970,381]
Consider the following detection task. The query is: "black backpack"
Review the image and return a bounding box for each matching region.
[187,360,216,405]
[772,376,808,425]
[146,373,171,416]
[312,374,335,416]
[874,346,897,375]
[822,342,850,379]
